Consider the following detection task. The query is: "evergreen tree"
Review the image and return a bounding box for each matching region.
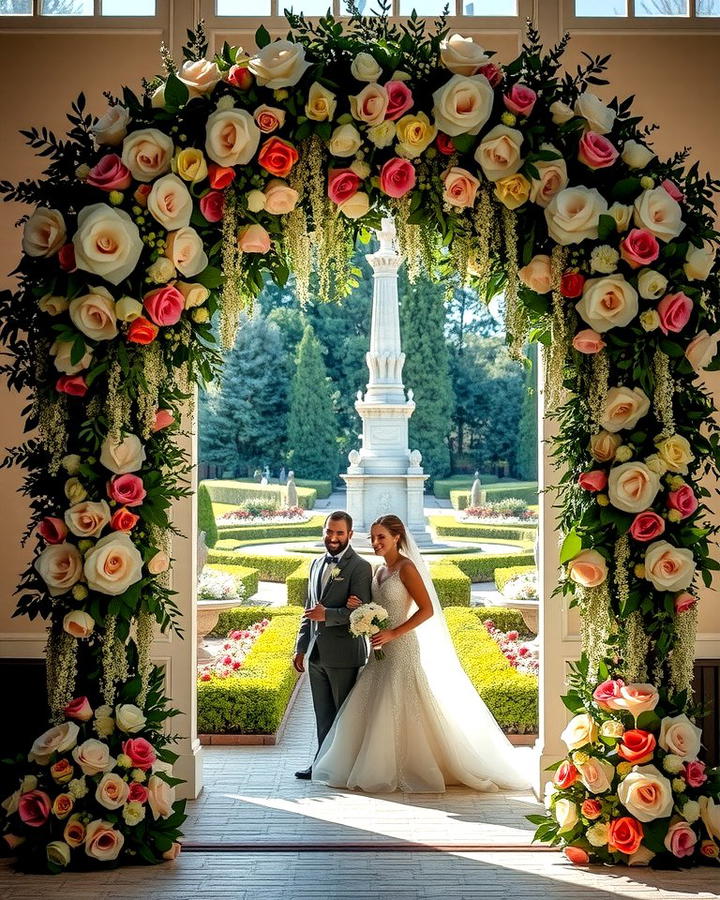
[199,313,289,477]
[516,342,539,480]
[399,274,454,482]
[197,482,218,548]
[286,324,339,481]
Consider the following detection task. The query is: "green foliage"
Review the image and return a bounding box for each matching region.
[430,515,536,543]
[445,552,536,583]
[197,616,300,734]
[517,342,539,481]
[212,604,301,637]
[473,605,532,635]
[216,518,324,543]
[294,479,333,499]
[286,558,314,606]
[198,482,218,549]
[207,548,307,582]
[286,325,340,482]
[203,479,318,510]
[433,474,501,498]
[494,565,537,593]
[204,564,259,604]
[450,483,539,509]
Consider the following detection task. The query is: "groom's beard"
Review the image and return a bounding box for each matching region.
[324,535,349,555]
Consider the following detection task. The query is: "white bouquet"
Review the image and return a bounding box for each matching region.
[349,602,390,660]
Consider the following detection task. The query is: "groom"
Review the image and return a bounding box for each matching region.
[292,510,372,779]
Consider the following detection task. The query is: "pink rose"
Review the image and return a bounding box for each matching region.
[38,517,69,544]
[327,169,361,205]
[619,228,660,269]
[107,474,146,508]
[478,62,503,87]
[664,820,697,858]
[572,328,606,354]
[661,179,684,203]
[684,759,707,787]
[227,65,253,90]
[152,409,175,432]
[593,678,625,710]
[629,511,666,542]
[128,782,149,803]
[163,841,182,860]
[667,485,698,519]
[503,83,536,117]
[657,292,693,334]
[385,80,414,121]
[199,190,225,223]
[64,696,93,722]
[86,154,133,192]
[674,591,696,614]
[238,224,271,254]
[441,166,481,209]
[578,470,608,492]
[18,790,51,827]
[578,132,619,170]
[253,104,285,133]
[143,285,185,327]
[379,158,416,199]
[122,738,157,771]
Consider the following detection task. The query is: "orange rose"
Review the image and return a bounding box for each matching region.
[563,846,590,865]
[608,816,643,856]
[581,798,602,820]
[127,316,159,345]
[617,729,656,765]
[257,137,299,177]
[52,792,75,820]
[50,759,74,785]
[553,760,578,789]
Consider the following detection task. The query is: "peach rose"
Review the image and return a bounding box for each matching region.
[35,543,83,596]
[644,540,695,591]
[611,684,660,720]
[699,797,720,842]
[253,104,286,133]
[50,339,93,376]
[567,549,608,588]
[607,462,660,513]
[350,82,389,126]
[561,712,599,751]
[22,207,66,258]
[545,186,608,246]
[72,739,115,776]
[685,330,720,373]
[147,774,175,820]
[99,433,146,475]
[95,772,130,810]
[238,224,271,254]
[205,107,260,168]
[147,174,193,231]
[263,179,299,215]
[249,39,311,89]
[52,792,75,820]
[177,58,221,97]
[69,286,118,341]
[63,610,95,639]
[84,819,125,861]
[83,532,143,596]
[338,192,371,220]
[633,187,684,242]
[617,765,673,822]
[63,814,86,848]
[528,145,568,208]
[518,254,552,294]
[474,124,523,182]
[432,73,494,136]
[64,500,111,538]
[28,721,80,765]
[163,841,182,860]
[573,329,606,354]
[121,128,174,182]
[659,714,702,761]
[589,430,622,463]
[165,226,208,277]
[599,386,650,433]
[439,33,490,75]
[441,166,480,209]
[92,105,130,146]
[148,550,170,575]
[72,205,144,285]
[578,757,614,794]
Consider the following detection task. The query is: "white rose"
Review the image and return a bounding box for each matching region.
[554,798,579,833]
[92,105,130,146]
[637,268,668,300]
[699,796,720,841]
[50,339,93,376]
[633,187,684,242]
[474,124,524,183]
[608,201,633,232]
[621,139,656,170]
[63,610,95,639]
[607,462,660,513]
[305,81,337,122]
[165,226,208,278]
[64,500,111,538]
[147,774,175,820]
[151,83,166,109]
[339,192,371,220]
[147,174,193,231]
[83,533,144,596]
[576,275,638,333]
[367,120,396,149]
[1,790,20,815]
[561,713,598,751]
[99,433,146,475]
[656,434,694,474]
[328,123,363,158]
[586,822,610,847]
[205,108,260,168]
[35,543,83,596]
[545,186,608,246]
[70,287,119,343]
[84,820,124,861]
[72,739,115,776]
[528,145,568,208]
[550,100,574,124]
[121,128,174,182]
[439,33,490,75]
[95,772,130,811]
[599,385,650,433]
[350,83,389,126]
[686,330,720,373]
[115,703,146,734]
[578,757,614,794]
[659,714,702,761]
[249,39,311,89]
[432,73,494,137]
[39,294,69,316]
[574,91,616,134]
[350,51,382,83]
[22,207,66,258]
[684,241,715,281]
[177,58,221,97]
[28,722,80,765]
[73,205,143,286]
[617,765,673,822]
[246,189,266,213]
[644,540,696,592]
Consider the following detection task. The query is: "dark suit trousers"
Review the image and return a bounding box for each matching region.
[308,645,360,752]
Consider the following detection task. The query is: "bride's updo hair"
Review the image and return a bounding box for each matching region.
[371,515,408,551]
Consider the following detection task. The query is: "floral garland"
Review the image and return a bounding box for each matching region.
[1,10,720,871]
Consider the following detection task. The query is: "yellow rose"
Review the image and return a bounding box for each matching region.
[176,281,210,309]
[174,148,208,183]
[367,120,396,149]
[116,296,144,322]
[395,113,437,160]
[656,434,694,474]
[39,294,69,316]
[494,173,531,210]
[305,81,337,122]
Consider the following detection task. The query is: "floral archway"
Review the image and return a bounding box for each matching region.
[1,9,720,873]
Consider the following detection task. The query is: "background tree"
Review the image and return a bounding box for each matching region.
[516,342,539,481]
[197,482,218,548]
[286,324,339,482]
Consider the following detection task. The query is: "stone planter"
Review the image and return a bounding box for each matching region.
[500,598,539,634]
[197,597,243,662]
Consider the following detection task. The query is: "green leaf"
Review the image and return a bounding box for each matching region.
[194,266,224,289]
[559,529,582,564]
[164,73,189,109]
[597,214,617,241]
[636,710,661,732]
[451,133,475,154]
[255,25,271,49]
[611,177,642,203]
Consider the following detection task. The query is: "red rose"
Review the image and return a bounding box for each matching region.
[208,164,236,190]
[608,817,643,856]
[629,511,666,543]
[199,189,226,223]
[127,316,159,345]
[38,516,68,544]
[553,760,578,789]
[58,243,77,272]
[560,271,585,298]
[122,737,157,771]
[327,168,361,205]
[128,782,149,803]
[107,474,146,507]
[258,137,299,177]
[143,285,185,327]
[56,375,88,397]
[581,798,602,820]
[578,470,608,492]
[617,729,656,765]
[110,506,140,532]
[64,696,93,722]
[478,62,503,87]
[436,133,455,155]
[226,64,253,90]
[667,485,698,519]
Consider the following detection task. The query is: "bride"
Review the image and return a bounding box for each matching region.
[312,515,531,793]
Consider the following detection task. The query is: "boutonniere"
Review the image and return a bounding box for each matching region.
[329,567,343,581]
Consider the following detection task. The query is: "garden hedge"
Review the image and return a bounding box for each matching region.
[198,482,219,549]
[211,604,301,637]
[450,482,539,510]
[444,552,535,583]
[433,474,501,498]
[295,478,333,499]
[206,548,306,582]
[197,613,301,735]
[473,605,534,636]
[429,515,537,544]
[216,515,324,543]
[204,564,259,602]
[202,479,318,510]
[494,565,537,593]
[286,558,313,607]
[445,607,538,733]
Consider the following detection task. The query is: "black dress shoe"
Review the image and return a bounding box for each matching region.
[295,767,312,780]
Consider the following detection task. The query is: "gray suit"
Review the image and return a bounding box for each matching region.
[294,545,373,751]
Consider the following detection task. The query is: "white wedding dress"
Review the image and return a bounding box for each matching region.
[312,564,531,794]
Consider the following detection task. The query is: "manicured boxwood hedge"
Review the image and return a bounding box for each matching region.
[216,515,324,543]
[446,606,538,733]
[450,482,538,510]
[433,474,500,498]
[494,565,536,592]
[286,558,313,606]
[205,563,259,601]
[295,479,333,499]
[197,613,302,735]
[211,604,301,637]
[428,515,536,543]
[474,605,533,636]
[202,479,318,509]
[445,552,535,583]
[206,548,306,582]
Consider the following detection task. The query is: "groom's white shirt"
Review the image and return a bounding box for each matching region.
[307,544,351,652]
